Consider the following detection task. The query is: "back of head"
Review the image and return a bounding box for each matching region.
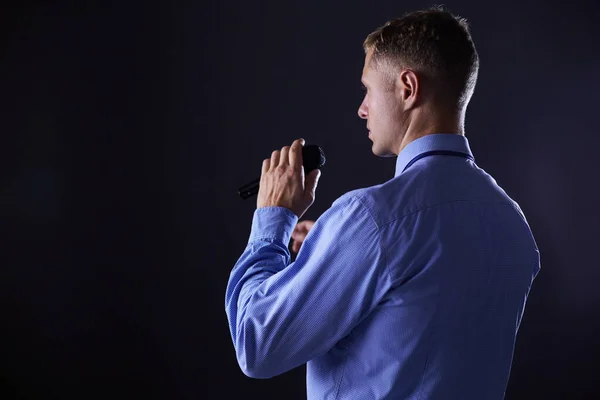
[364,6,479,112]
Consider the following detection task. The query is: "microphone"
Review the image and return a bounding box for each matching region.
[238,144,326,200]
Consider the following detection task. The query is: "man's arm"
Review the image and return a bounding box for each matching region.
[225,194,391,379]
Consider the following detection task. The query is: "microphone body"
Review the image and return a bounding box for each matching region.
[238,144,326,200]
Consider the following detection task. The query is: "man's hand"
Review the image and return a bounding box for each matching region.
[257,138,321,219]
[291,220,315,253]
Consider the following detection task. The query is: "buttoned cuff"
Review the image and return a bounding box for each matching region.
[249,207,299,245]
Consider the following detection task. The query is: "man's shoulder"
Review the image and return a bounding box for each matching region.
[330,164,493,228]
[333,183,386,206]
[330,183,398,228]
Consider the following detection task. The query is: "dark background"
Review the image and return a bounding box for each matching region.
[1,0,599,398]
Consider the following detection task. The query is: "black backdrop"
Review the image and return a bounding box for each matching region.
[2,0,600,398]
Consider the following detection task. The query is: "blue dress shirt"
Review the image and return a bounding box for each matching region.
[225,133,540,399]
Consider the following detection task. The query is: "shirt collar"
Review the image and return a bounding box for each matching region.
[394,133,474,178]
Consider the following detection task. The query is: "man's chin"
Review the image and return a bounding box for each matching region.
[371,143,397,158]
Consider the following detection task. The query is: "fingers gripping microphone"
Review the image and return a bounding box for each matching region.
[237,144,326,200]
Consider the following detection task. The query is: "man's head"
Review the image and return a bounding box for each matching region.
[358,7,479,156]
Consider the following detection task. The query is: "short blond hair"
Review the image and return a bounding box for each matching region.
[364,6,479,111]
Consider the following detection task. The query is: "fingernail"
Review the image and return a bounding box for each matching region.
[300,138,305,145]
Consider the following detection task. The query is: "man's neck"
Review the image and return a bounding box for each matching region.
[396,108,464,155]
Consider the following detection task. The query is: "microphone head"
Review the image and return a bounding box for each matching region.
[302,144,326,172]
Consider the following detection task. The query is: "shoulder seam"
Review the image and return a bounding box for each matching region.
[351,195,381,230]
[349,195,391,303]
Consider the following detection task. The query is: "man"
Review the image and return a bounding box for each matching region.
[225,7,540,399]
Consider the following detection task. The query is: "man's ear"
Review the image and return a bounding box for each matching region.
[398,69,419,109]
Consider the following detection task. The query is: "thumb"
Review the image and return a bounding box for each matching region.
[291,222,308,239]
[304,169,321,198]
[292,230,307,241]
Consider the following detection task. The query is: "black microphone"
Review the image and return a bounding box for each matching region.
[238,144,326,200]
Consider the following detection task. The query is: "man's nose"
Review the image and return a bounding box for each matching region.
[357,102,368,119]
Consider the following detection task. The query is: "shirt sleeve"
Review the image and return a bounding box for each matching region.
[224,194,391,379]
